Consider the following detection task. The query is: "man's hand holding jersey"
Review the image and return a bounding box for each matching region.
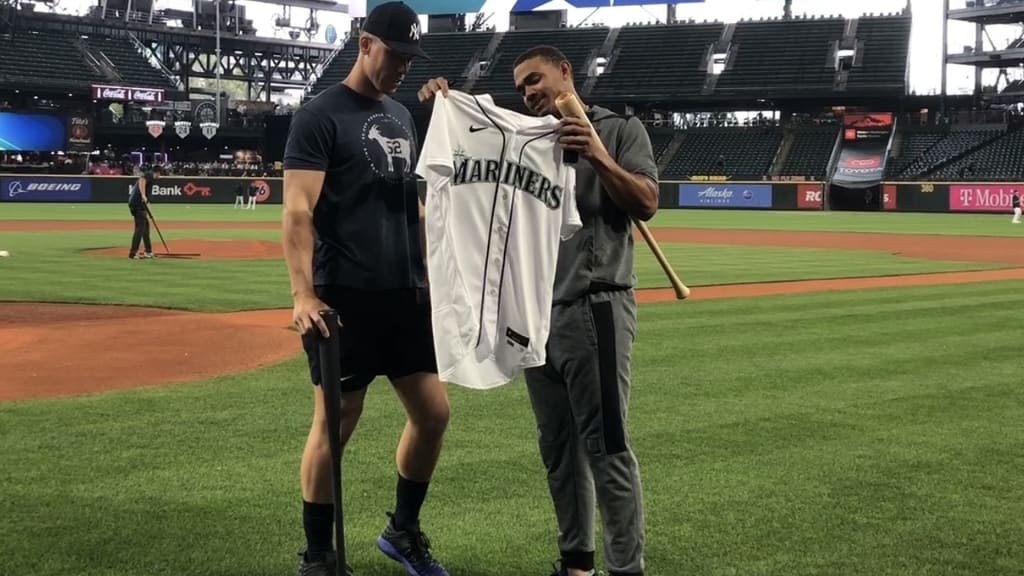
[417,77,450,102]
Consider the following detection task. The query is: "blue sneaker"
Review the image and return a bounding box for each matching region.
[376,515,449,576]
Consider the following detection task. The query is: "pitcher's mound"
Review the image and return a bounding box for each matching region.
[86,239,282,260]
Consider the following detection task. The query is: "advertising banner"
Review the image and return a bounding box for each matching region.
[91,84,165,103]
[832,144,889,188]
[1,177,91,202]
[833,112,894,189]
[90,176,282,204]
[67,116,93,153]
[883,184,897,211]
[678,183,773,209]
[797,183,824,209]
[950,183,1023,213]
[842,112,894,142]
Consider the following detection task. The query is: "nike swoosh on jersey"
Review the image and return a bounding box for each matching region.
[469,125,489,133]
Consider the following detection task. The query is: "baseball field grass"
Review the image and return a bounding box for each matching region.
[2,205,1023,576]
[0,205,1012,310]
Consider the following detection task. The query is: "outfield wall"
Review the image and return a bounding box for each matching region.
[0,175,283,204]
[657,180,1022,214]
[0,174,1019,214]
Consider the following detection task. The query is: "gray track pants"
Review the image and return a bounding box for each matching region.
[524,289,645,575]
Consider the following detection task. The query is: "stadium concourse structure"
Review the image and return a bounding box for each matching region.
[1,0,1024,202]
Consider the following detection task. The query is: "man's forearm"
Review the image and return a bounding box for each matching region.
[282,210,316,298]
[590,153,658,221]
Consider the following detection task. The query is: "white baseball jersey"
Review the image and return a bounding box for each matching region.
[416,90,582,389]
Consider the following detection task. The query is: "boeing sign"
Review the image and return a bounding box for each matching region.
[1,178,92,202]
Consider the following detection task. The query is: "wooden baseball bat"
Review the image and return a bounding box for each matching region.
[555,93,691,300]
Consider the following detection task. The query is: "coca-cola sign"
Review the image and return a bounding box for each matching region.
[91,84,165,103]
[132,89,162,103]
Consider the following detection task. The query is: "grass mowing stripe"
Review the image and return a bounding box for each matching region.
[0,203,283,222]
[0,230,1003,309]
[633,243,1001,289]
[4,204,1024,238]
[2,283,1023,575]
[647,209,1024,237]
[0,230,290,311]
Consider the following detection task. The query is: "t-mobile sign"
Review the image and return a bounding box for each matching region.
[950,184,1022,212]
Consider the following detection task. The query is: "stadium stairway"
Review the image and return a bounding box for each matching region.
[73,36,122,84]
[769,127,797,177]
[655,132,686,177]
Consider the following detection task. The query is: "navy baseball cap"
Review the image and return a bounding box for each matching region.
[362,1,430,59]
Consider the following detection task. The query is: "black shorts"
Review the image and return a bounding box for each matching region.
[301,285,437,392]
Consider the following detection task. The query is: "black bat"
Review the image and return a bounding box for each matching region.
[316,309,347,576]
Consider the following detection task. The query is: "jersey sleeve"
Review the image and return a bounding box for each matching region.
[560,166,582,240]
[283,107,334,171]
[415,95,455,187]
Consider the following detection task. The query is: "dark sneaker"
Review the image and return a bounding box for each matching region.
[296,551,354,576]
[376,515,449,576]
[547,562,598,576]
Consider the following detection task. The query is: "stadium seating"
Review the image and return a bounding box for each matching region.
[84,35,176,89]
[660,127,783,179]
[472,27,610,98]
[716,17,845,94]
[306,40,359,98]
[393,31,494,104]
[896,129,1002,179]
[592,22,725,99]
[780,124,840,179]
[846,14,911,91]
[926,127,1024,181]
[886,127,946,178]
[308,32,496,103]
[0,30,106,87]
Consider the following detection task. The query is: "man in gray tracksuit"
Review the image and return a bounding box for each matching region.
[514,46,659,576]
[417,44,659,576]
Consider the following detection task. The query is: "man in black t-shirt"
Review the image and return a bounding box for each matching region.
[281,3,448,576]
[1012,189,1021,224]
[127,165,160,259]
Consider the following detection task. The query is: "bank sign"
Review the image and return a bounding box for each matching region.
[1,177,92,202]
[678,183,773,209]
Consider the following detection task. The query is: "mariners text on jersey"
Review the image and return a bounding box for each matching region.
[451,155,564,210]
[417,89,581,390]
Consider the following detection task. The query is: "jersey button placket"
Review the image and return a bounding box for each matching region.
[483,180,512,352]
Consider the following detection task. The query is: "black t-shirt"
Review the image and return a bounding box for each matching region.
[128,172,152,209]
[283,83,426,290]
[1013,193,1021,208]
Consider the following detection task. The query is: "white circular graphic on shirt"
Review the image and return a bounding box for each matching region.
[361,113,414,183]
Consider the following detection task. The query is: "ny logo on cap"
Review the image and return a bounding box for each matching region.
[409,22,420,40]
